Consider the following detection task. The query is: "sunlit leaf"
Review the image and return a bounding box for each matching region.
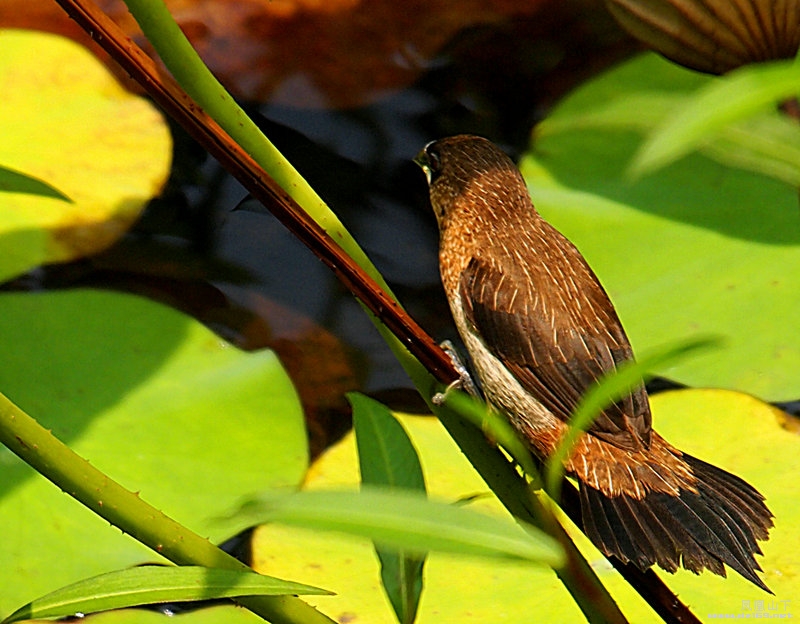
[699,114,800,187]
[351,393,426,493]
[0,29,171,282]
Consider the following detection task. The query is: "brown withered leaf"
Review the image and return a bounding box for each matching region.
[1,0,550,108]
[607,0,800,74]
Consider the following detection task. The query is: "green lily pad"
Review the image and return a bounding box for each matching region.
[250,389,795,621]
[0,290,308,618]
[522,53,800,401]
[0,29,171,282]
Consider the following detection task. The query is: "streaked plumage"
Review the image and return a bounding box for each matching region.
[416,134,772,590]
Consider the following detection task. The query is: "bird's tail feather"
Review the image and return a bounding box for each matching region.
[579,454,773,592]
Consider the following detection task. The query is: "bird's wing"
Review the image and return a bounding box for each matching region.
[459,254,651,451]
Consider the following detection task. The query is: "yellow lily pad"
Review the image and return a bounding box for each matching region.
[0,29,171,282]
[251,389,797,622]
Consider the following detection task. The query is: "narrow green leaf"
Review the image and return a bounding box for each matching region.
[234,488,563,567]
[544,337,719,501]
[3,566,330,623]
[350,392,426,493]
[701,114,800,187]
[375,551,424,624]
[439,390,541,487]
[632,60,800,175]
[350,393,425,624]
[0,164,72,202]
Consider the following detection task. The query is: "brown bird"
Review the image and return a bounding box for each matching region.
[415,134,773,591]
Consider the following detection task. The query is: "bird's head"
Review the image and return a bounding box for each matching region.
[414,135,532,231]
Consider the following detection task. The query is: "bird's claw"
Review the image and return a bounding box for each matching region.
[432,377,461,406]
[433,340,481,405]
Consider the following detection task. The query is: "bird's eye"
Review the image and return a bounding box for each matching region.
[425,146,442,176]
[415,142,442,185]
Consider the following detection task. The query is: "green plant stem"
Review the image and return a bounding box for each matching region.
[0,392,334,624]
